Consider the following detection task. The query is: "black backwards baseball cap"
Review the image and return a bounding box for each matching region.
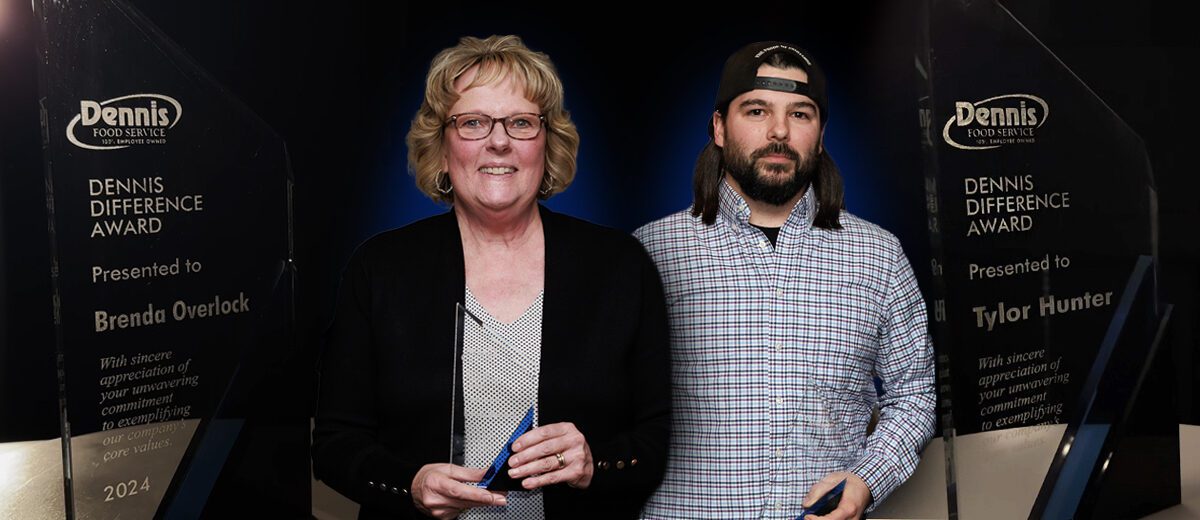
[712,41,828,128]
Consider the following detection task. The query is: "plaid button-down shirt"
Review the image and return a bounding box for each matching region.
[634,181,936,519]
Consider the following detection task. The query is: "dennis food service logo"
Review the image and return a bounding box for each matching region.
[66,94,182,150]
[942,94,1047,150]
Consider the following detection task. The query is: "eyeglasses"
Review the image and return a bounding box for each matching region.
[445,112,545,140]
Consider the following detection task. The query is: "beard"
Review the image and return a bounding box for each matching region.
[722,139,819,206]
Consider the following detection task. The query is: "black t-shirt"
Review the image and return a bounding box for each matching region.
[752,224,781,248]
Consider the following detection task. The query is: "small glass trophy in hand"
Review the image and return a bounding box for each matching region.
[452,303,537,491]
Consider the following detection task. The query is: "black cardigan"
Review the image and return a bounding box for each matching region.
[312,205,671,519]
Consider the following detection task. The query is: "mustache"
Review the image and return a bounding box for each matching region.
[750,142,800,162]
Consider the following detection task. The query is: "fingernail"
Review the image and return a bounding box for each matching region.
[497,496,508,505]
[512,442,521,450]
[508,469,517,477]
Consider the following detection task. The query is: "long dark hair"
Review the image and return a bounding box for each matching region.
[690,138,844,229]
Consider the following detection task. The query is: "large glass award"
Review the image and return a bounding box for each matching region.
[32,0,302,517]
[918,0,1178,518]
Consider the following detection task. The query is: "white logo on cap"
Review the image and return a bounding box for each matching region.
[754,44,812,67]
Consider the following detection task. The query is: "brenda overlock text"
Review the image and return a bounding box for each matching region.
[93,292,250,332]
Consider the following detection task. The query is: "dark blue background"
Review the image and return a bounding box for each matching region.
[2,0,1196,441]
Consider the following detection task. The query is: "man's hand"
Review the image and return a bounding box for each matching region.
[804,471,870,520]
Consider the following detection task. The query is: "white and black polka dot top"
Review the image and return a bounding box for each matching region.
[460,286,545,520]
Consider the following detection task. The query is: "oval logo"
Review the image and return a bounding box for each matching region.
[942,93,1048,151]
[66,93,182,151]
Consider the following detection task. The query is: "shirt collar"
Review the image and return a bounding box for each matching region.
[716,178,816,233]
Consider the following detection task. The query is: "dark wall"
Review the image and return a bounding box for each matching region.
[0,0,56,441]
[1000,0,1200,423]
[3,0,1197,441]
[83,0,940,435]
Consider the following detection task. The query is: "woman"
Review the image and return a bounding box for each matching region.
[312,35,670,519]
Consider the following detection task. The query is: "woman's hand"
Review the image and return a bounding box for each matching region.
[507,422,594,490]
[411,463,507,519]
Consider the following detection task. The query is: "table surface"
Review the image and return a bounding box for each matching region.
[2,424,1195,519]
[873,424,1199,520]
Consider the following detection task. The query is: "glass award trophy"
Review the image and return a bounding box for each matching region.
[919,1,1178,518]
[453,302,536,492]
[451,303,472,468]
[32,0,301,517]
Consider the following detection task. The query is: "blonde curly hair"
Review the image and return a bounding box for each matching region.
[406,35,580,204]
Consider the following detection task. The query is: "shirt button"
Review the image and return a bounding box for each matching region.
[774,448,783,457]
[775,288,785,297]
[775,397,785,405]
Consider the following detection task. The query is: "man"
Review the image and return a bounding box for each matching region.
[634,41,936,519]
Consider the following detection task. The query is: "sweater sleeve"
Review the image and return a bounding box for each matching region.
[311,247,425,518]
[571,245,672,504]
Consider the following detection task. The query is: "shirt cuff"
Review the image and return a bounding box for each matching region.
[850,453,896,513]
